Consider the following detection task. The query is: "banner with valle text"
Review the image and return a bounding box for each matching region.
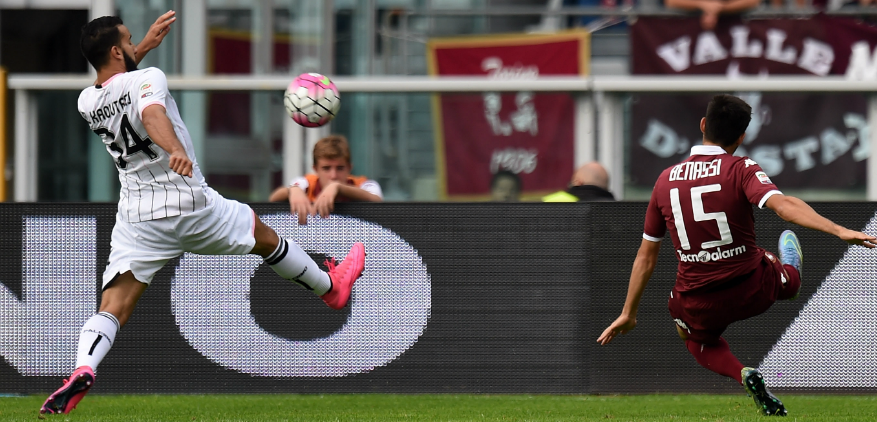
[629,16,876,191]
[427,31,589,199]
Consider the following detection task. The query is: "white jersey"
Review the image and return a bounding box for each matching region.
[78,67,209,222]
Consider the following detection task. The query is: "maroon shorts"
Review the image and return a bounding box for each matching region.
[668,250,790,345]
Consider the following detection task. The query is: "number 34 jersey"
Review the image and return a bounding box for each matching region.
[78,67,208,223]
[643,145,783,292]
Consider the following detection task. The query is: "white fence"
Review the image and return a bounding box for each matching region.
[8,75,877,201]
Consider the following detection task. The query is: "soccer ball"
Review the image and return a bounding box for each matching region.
[283,73,340,128]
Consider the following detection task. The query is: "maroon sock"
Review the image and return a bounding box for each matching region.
[685,338,745,384]
[777,264,802,300]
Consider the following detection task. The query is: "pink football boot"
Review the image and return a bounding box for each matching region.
[40,365,95,415]
[320,242,365,310]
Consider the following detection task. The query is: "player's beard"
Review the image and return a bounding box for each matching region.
[123,50,138,72]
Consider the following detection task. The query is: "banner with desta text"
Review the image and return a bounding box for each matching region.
[427,31,589,199]
[629,16,875,191]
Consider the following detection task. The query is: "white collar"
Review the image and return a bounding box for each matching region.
[690,145,728,156]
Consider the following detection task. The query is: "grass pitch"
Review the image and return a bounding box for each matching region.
[2,394,877,421]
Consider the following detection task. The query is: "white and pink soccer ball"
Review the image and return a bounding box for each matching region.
[283,72,340,128]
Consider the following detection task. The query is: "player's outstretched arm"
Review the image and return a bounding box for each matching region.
[597,238,661,345]
[765,194,877,248]
[135,10,176,65]
[141,104,193,177]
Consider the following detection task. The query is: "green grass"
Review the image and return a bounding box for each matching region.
[2,394,877,421]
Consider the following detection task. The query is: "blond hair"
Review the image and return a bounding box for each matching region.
[313,135,351,165]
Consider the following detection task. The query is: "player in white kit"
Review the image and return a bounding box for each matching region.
[40,12,366,415]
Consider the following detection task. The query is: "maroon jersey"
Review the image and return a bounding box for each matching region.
[643,145,782,292]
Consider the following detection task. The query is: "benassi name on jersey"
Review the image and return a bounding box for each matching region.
[669,158,722,182]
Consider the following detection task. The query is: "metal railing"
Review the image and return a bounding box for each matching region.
[6,74,877,201]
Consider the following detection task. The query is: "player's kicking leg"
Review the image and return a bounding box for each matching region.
[251,217,365,310]
[777,230,803,300]
[41,272,146,415]
[742,367,787,416]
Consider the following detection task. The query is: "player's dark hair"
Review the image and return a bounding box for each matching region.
[704,94,752,147]
[491,170,522,192]
[81,16,124,70]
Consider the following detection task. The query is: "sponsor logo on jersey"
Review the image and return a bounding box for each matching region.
[745,158,758,168]
[677,244,747,263]
[755,171,772,184]
[140,83,154,99]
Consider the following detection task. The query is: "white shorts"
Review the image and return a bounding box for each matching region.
[103,188,256,287]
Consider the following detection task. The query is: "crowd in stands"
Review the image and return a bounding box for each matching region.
[275,135,617,210]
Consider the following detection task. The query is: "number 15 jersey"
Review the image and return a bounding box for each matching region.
[78,67,208,223]
[643,145,782,292]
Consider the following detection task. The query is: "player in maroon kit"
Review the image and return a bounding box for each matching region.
[597,94,876,416]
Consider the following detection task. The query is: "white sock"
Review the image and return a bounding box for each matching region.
[75,312,119,372]
[265,239,332,295]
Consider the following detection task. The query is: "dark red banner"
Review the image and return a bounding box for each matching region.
[427,31,589,199]
[630,16,875,190]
